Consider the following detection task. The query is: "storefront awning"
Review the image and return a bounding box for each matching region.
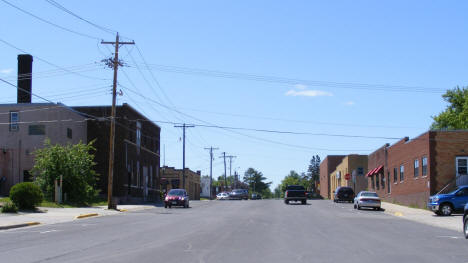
[374,165,384,174]
[366,165,384,177]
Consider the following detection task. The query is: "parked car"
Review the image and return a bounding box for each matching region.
[463,203,468,239]
[333,187,355,203]
[284,185,307,205]
[216,192,230,200]
[353,191,381,210]
[229,189,249,200]
[427,185,468,216]
[251,193,262,200]
[164,189,189,208]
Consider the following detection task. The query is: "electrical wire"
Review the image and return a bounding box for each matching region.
[0,38,109,81]
[44,0,116,35]
[131,63,445,94]
[0,0,100,40]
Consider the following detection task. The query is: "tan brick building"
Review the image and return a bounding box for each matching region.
[367,131,468,208]
[160,166,200,200]
[329,155,368,200]
[319,155,345,199]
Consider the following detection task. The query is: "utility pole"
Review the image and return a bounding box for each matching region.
[174,123,194,190]
[101,33,134,209]
[204,146,218,200]
[219,152,227,191]
[226,155,236,188]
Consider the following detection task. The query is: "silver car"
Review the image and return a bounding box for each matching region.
[354,191,381,210]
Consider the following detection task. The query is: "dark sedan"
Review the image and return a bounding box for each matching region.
[164,189,190,208]
[333,187,355,203]
[229,189,249,200]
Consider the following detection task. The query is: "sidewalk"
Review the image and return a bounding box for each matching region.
[0,204,158,230]
[382,202,463,233]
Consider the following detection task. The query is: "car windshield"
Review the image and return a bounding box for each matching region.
[168,190,185,196]
[361,192,378,197]
[286,185,305,190]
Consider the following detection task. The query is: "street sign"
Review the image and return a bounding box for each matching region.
[345,173,351,180]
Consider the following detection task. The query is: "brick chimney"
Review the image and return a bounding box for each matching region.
[17,54,33,103]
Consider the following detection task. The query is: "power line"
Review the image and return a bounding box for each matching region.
[0,0,100,40]
[44,0,116,35]
[0,37,109,81]
[132,63,445,94]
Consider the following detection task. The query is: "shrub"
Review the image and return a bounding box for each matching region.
[10,182,43,209]
[1,201,18,213]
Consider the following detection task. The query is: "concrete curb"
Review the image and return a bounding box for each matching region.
[75,213,98,219]
[0,221,40,230]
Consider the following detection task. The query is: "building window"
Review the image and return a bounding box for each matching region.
[371,176,375,189]
[10,111,19,131]
[387,172,391,194]
[400,165,404,182]
[456,157,468,176]
[67,128,72,139]
[414,159,419,177]
[393,168,398,183]
[28,125,45,135]
[376,174,380,190]
[422,157,428,176]
[381,173,385,189]
[136,121,141,147]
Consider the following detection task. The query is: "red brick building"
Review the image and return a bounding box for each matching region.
[367,131,468,208]
[319,155,345,199]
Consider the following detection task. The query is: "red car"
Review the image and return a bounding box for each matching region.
[164,189,190,208]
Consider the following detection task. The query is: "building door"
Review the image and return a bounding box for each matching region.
[456,157,468,186]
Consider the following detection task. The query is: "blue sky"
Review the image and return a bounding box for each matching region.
[1,0,468,190]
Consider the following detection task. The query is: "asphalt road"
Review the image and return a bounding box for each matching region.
[0,199,467,263]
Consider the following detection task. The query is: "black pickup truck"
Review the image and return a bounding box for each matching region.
[284,185,307,205]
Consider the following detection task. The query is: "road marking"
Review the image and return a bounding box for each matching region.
[436,235,462,239]
[394,212,403,217]
[40,230,58,234]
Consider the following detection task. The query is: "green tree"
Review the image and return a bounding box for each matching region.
[242,168,272,194]
[306,155,320,191]
[432,86,468,129]
[31,139,98,204]
[279,170,308,192]
[274,185,282,198]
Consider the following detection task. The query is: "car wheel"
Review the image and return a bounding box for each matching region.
[164,204,167,208]
[353,204,357,209]
[440,203,453,216]
[285,200,289,205]
[357,205,361,210]
[464,217,468,239]
[302,200,306,205]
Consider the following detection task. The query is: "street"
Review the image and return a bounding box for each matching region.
[0,200,467,263]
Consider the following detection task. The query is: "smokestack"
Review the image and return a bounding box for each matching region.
[17,54,33,103]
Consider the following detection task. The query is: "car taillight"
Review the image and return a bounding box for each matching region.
[285,191,288,197]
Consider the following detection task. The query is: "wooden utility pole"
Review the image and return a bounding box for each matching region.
[102,33,134,209]
[174,123,194,190]
[204,146,218,199]
[226,155,236,188]
[219,152,227,191]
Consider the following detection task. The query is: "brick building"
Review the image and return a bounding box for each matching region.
[160,166,201,200]
[74,104,161,202]
[0,104,87,195]
[367,131,468,208]
[329,154,368,200]
[319,155,345,199]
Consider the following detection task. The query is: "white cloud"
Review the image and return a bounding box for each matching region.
[345,101,355,106]
[0,68,13,74]
[285,89,333,97]
[294,84,308,90]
